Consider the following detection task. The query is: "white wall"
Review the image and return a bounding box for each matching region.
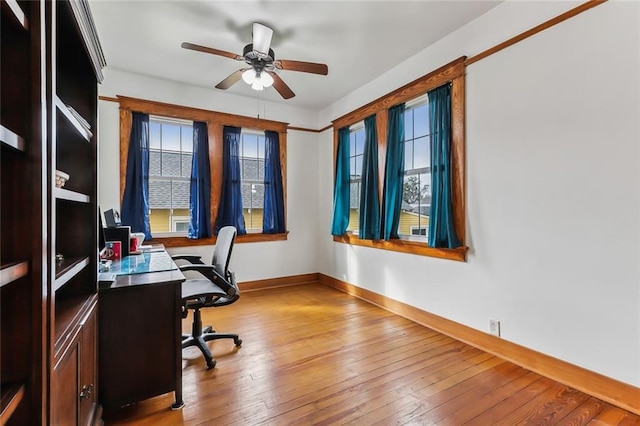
[98,0,640,387]
[98,72,320,282]
[318,1,640,387]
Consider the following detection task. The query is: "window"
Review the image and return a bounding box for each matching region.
[348,123,365,232]
[239,130,265,231]
[148,116,193,236]
[400,96,431,241]
[331,57,467,261]
[117,95,288,247]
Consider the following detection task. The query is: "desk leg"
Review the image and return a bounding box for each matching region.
[171,282,184,410]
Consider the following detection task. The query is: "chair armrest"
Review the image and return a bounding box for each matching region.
[178,264,237,296]
[171,254,205,265]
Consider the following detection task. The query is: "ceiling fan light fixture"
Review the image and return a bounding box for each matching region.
[242,68,256,84]
[242,69,273,90]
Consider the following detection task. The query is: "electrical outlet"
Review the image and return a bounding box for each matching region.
[489,319,501,337]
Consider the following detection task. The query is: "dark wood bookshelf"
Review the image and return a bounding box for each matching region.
[0,261,29,288]
[1,1,104,423]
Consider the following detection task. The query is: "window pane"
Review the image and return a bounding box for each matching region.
[149,150,161,176]
[350,182,359,209]
[242,134,258,158]
[403,175,421,205]
[171,180,190,209]
[404,109,413,140]
[413,136,430,170]
[414,103,429,138]
[150,121,161,149]
[181,154,192,178]
[350,157,356,177]
[181,126,193,153]
[404,140,413,171]
[257,136,265,159]
[148,179,171,209]
[354,155,363,178]
[355,129,365,155]
[350,131,356,153]
[162,123,181,152]
[161,152,181,177]
[242,158,259,181]
[175,222,190,232]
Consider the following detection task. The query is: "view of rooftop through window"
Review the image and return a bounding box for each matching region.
[148,116,193,235]
[239,130,266,231]
[401,96,431,239]
[347,123,365,232]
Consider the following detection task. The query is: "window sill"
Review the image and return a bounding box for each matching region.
[333,234,467,262]
[149,231,289,248]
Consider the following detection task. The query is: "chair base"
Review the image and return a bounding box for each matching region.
[182,307,242,369]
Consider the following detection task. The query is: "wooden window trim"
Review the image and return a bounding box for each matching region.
[117,95,288,245]
[331,57,467,261]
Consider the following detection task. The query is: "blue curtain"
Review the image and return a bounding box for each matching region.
[428,84,461,248]
[215,126,246,235]
[331,127,351,236]
[381,103,406,240]
[187,121,212,239]
[263,130,285,233]
[359,115,380,240]
[121,112,151,240]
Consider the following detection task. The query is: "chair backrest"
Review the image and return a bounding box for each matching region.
[211,226,237,276]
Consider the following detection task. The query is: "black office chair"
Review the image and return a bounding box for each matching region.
[172,226,242,369]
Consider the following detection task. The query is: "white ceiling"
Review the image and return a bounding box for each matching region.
[89,1,501,110]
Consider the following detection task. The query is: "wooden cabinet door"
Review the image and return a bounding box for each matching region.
[52,340,79,426]
[79,308,97,426]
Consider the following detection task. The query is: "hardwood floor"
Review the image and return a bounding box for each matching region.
[102,283,640,425]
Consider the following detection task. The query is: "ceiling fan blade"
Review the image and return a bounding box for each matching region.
[215,69,249,90]
[269,72,295,99]
[252,23,273,54]
[274,59,328,75]
[181,42,243,61]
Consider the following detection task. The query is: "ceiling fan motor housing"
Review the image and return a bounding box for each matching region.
[243,43,275,73]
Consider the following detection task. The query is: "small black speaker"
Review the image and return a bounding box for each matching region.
[104,209,121,228]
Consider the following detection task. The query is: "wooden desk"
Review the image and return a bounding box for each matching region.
[98,250,185,411]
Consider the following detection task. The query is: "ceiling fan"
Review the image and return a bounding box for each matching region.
[181,23,328,100]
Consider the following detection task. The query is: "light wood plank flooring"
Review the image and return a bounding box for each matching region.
[103,283,640,425]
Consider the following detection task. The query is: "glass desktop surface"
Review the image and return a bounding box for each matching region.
[111,250,177,276]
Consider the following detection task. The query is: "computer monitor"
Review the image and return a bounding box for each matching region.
[99,208,107,255]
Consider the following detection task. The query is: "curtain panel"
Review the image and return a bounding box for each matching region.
[359,115,381,240]
[331,127,351,236]
[428,84,461,248]
[381,103,406,240]
[121,111,152,240]
[187,121,212,239]
[214,125,246,235]
[263,130,285,233]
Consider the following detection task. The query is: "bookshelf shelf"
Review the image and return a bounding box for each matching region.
[55,96,93,141]
[0,382,25,424]
[0,125,25,152]
[1,0,28,30]
[55,187,91,203]
[0,261,29,288]
[54,256,89,291]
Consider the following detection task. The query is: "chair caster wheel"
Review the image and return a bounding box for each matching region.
[235,338,242,346]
